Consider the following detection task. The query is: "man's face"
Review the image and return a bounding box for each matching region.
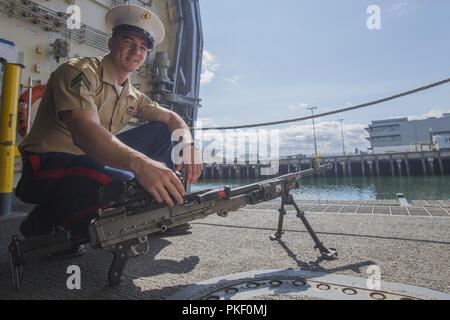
[109,31,149,73]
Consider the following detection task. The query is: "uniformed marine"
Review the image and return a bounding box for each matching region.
[16,5,202,255]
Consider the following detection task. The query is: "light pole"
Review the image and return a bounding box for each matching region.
[338,119,346,155]
[307,106,318,157]
[429,128,434,151]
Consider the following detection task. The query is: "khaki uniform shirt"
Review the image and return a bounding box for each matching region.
[19,54,159,155]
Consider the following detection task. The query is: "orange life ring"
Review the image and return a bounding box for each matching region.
[18,85,46,136]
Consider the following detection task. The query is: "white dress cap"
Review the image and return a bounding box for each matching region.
[105,4,165,46]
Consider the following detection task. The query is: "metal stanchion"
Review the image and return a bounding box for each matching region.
[0,60,24,216]
[27,77,33,135]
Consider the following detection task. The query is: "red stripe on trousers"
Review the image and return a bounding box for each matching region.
[27,155,113,185]
[28,155,41,175]
[36,167,113,185]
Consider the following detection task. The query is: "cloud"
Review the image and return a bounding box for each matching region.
[408,109,450,121]
[194,118,371,157]
[193,120,370,159]
[195,117,220,129]
[201,50,219,85]
[225,75,242,84]
[201,70,215,85]
[388,1,410,16]
[288,103,309,111]
[277,121,370,156]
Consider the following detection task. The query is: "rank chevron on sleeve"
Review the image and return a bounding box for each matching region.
[70,72,91,90]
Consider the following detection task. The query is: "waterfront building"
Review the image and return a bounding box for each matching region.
[365,113,450,154]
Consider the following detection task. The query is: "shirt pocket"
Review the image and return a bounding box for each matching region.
[114,105,139,135]
[121,109,133,125]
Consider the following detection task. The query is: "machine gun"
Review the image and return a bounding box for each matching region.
[9,162,337,290]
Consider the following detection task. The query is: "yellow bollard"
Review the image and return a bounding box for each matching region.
[0,62,23,216]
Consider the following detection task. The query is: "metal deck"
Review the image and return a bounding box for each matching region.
[1,198,449,300]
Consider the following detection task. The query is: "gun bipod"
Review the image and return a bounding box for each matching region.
[269,183,338,261]
[9,235,24,290]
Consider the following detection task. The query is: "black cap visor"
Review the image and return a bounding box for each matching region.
[112,24,155,50]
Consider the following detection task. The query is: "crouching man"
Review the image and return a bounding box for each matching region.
[15,4,202,256]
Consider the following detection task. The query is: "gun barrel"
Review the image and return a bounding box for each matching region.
[278,163,332,180]
[195,183,265,203]
[195,163,332,203]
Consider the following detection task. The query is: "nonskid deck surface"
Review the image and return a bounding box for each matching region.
[248,199,450,217]
[1,199,449,300]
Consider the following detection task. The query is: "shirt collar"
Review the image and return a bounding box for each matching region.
[101,54,116,86]
[102,54,138,100]
[123,80,138,100]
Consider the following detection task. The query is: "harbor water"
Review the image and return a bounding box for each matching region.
[191,176,450,201]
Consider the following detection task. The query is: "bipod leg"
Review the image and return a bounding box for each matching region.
[8,230,81,290]
[8,235,24,290]
[270,198,287,240]
[108,236,149,286]
[291,199,338,260]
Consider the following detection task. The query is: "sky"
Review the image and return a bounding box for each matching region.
[196,0,450,156]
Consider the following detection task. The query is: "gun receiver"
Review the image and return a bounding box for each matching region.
[9,161,337,289]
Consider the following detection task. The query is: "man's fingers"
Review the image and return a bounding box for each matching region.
[187,163,202,183]
[164,181,184,204]
[192,147,202,183]
[157,185,175,208]
[170,172,185,195]
[197,164,203,180]
[194,164,203,182]
[192,164,200,183]
[148,187,163,204]
[186,165,193,184]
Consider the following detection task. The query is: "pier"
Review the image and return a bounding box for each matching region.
[200,150,450,180]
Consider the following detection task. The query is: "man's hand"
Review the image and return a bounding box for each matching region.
[136,105,203,184]
[176,143,203,184]
[134,157,185,207]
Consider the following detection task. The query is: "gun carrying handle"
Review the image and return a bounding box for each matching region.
[196,186,231,203]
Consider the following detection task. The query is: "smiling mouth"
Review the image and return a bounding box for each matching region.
[126,57,139,63]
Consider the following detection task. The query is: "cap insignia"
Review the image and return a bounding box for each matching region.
[141,12,151,20]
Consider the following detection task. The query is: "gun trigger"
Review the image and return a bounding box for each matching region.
[130,237,149,256]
